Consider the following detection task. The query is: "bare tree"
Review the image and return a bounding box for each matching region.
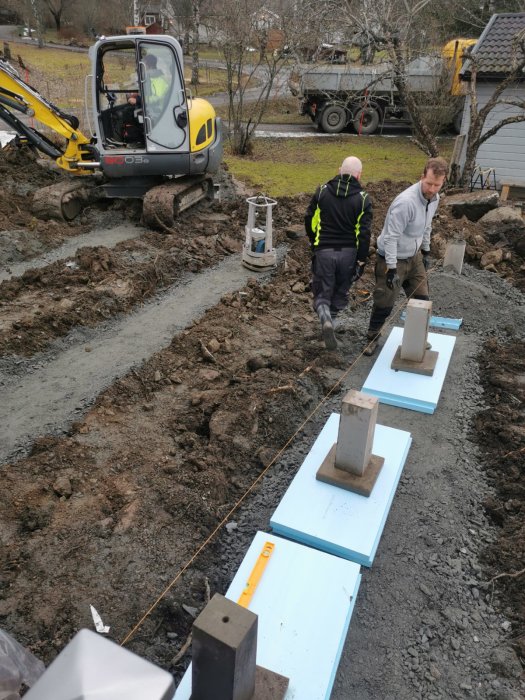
[43,0,66,31]
[455,29,525,186]
[330,0,476,154]
[216,0,294,155]
[190,0,204,85]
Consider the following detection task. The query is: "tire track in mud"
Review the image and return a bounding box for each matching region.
[0,252,282,463]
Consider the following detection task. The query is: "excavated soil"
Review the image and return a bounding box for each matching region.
[0,144,524,698]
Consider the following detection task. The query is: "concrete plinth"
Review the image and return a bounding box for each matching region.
[362,327,456,414]
[316,390,385,496]
[443,240,466,274]
[391,347,439,376]
[400,299,432,362]
[192,593,257,700]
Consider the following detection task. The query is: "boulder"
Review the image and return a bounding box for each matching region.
[442,190,499,221]
[479,205,524,226]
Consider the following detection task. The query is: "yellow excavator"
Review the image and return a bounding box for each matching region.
[0,34,222,228]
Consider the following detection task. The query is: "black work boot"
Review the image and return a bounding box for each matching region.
[364,330,380,356]
[317,304,337,350]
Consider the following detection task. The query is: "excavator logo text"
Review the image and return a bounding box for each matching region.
[104,155,150,165]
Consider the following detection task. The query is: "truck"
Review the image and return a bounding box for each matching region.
[289,39,476,135]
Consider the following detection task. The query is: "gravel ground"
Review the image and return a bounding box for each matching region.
[180,264,525,700]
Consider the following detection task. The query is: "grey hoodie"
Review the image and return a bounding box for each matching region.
[376,181,439,268]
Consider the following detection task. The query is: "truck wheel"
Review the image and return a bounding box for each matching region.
[352,107,380,135]
[319,105,347,134]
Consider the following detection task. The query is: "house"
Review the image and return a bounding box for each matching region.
[457,12,525,189]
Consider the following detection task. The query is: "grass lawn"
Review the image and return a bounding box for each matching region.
[225,136,455,197]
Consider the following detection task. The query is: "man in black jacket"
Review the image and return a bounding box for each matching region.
[305,156,372,350]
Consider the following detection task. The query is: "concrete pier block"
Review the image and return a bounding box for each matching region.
[335,390,378,476]
[443,239,466,274]
[400,299,431,362]
[391,300,439,376]
[192,593,257,700]
[316,390,385,497]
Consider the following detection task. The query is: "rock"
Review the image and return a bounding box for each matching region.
[257,447,276,467]
[291,281,306,293]
[286,224,306,240]
[429,663,441,680]
[154,370,162,382]
[225,521,238,533]
[450,637,461,651]
[53,475,72,498]
[479,206,524,226]
[442,190,500,221]
[481,249,504,267]
[489,646,523,679]
[246,355,268,372]
[182,604,199,618]
[207,338,221,353]
[420,583,432,596]
[198,368,221,382]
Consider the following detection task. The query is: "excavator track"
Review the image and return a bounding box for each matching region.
[31,179,98,221]
[142,176,213,230]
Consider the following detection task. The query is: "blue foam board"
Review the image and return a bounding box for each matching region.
[173,531,361,700]
[400,312,463,330]
[270,414,412,567]
[362,326,456,414]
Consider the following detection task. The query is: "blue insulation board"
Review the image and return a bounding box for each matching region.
[269,414,412,567]
[173,531,361,700]
[362,326,456,414]
[399,312,463,330]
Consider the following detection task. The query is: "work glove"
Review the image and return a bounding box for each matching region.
[351,261,366,283]
[386,267,399,290]
[421,250,431,271]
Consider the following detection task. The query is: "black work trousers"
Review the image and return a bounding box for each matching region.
[312,248,358,315]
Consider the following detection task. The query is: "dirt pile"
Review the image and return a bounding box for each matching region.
[0,144,90,268]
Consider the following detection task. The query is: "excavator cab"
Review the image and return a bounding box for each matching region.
[1,34,222,226]
[89,35,222,196]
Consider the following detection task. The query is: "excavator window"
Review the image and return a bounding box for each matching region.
[138,41,188,152]
[95,40,189,154]
[97,46,145,149]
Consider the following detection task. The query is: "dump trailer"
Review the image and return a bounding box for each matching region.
[289,39,476,135]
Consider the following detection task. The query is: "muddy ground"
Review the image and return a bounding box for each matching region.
[0,143,523,699]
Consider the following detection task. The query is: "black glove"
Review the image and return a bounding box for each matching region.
[351,261,366,283]
[386,267,399,290]
[421,250,431,271]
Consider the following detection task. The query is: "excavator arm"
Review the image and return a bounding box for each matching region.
[0,58,97,174]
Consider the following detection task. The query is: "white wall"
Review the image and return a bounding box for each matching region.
[458,82,525,188]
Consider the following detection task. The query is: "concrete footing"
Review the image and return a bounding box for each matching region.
[316,390,385,497]
[391,299,438,376]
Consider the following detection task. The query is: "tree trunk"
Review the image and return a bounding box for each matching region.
[191,0,200,86]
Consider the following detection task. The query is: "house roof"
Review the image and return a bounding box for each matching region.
[461,13,525,78]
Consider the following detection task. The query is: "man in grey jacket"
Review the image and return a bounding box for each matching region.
[364,157,448,355]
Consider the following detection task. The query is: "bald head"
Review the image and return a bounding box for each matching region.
[339,156,362,179]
